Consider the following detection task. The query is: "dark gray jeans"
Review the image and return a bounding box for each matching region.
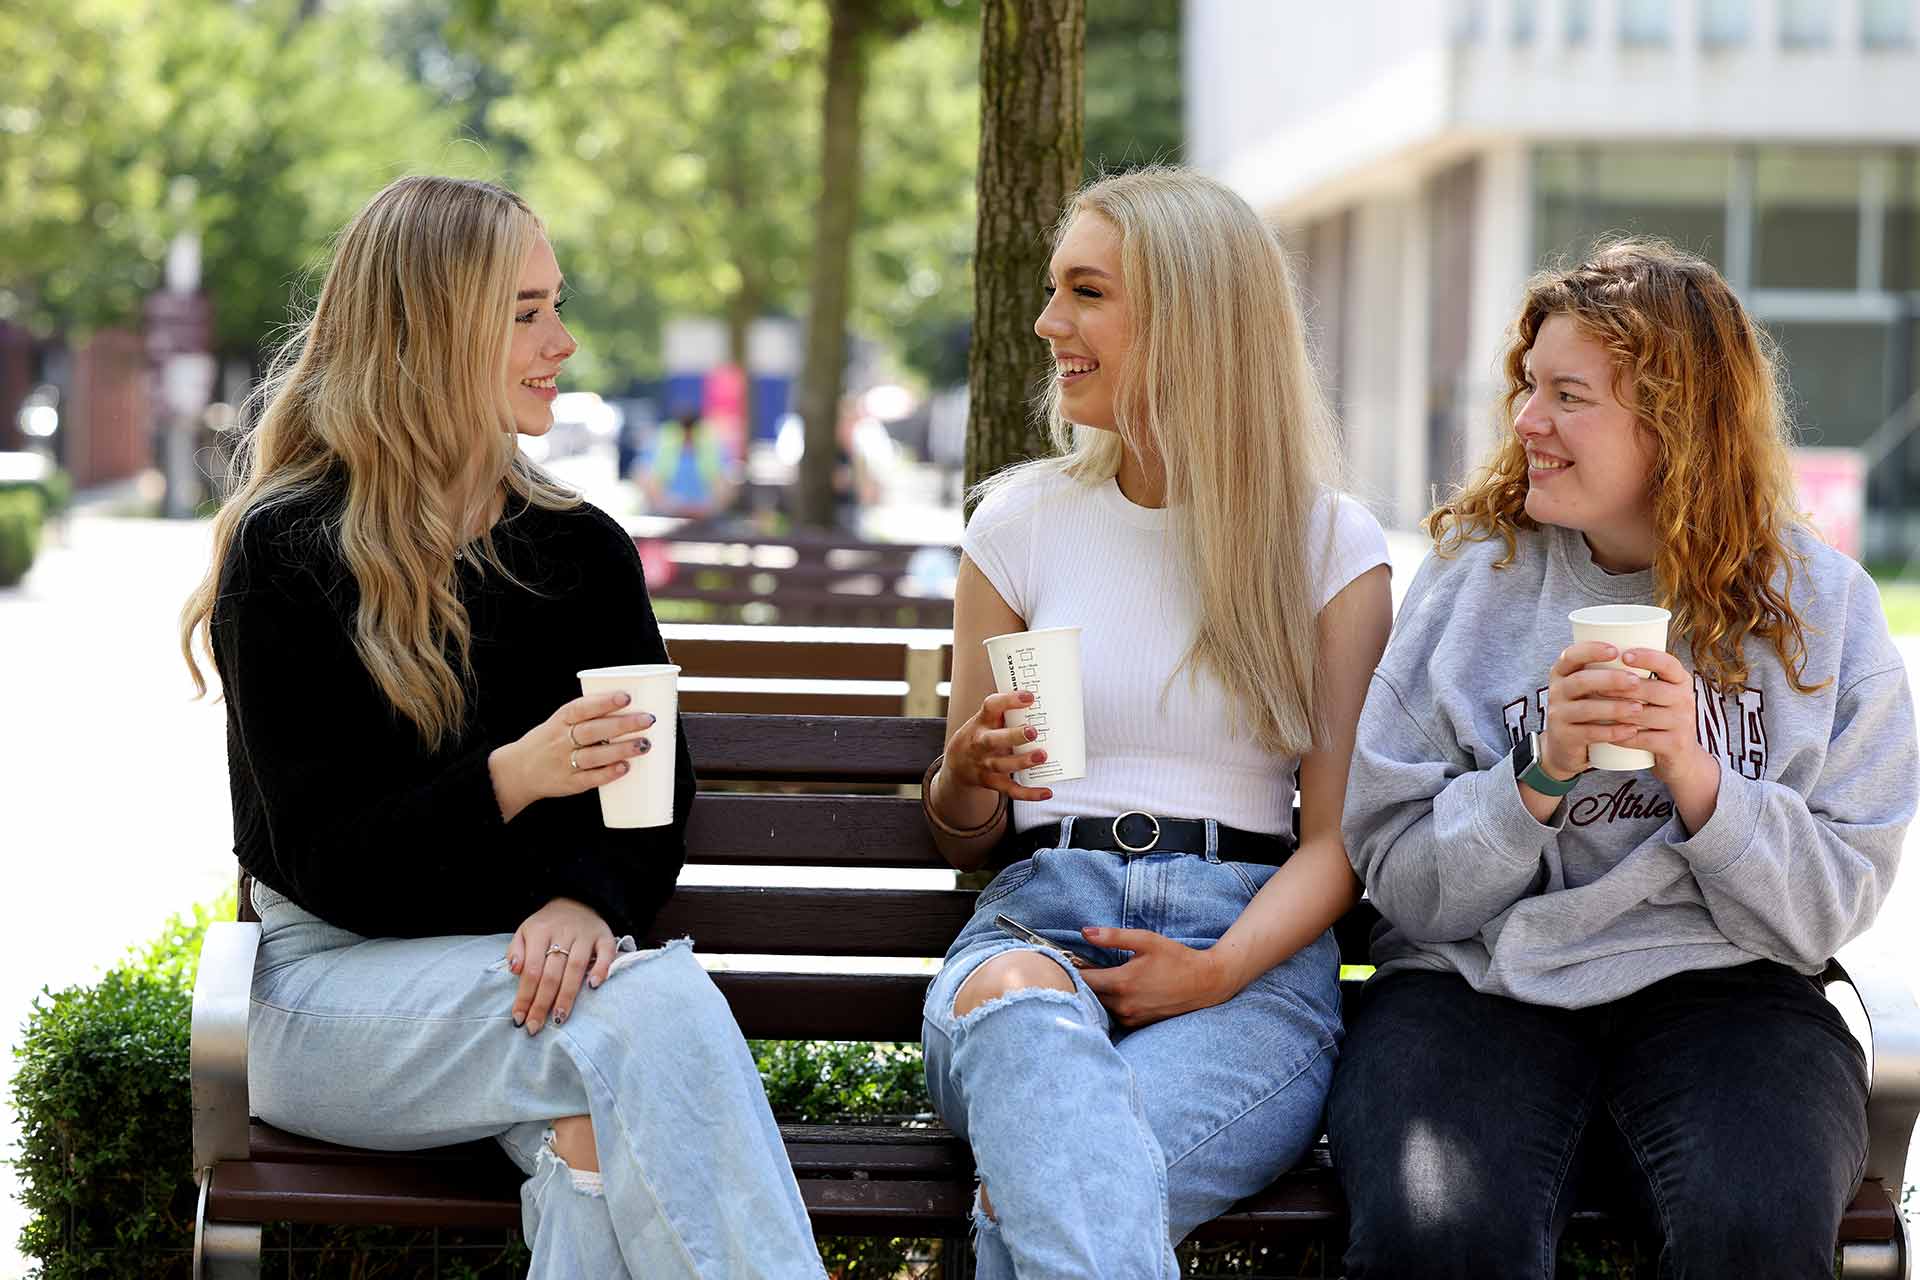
[1327,963,1869,1279]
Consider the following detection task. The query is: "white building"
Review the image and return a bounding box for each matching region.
[1187,0,1920,555]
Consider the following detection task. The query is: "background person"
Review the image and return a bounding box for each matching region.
[1331,239,1917,1279]
[178,175,825,1280]
[917,167,1392,1277]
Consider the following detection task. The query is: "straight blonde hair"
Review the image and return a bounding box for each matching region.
[979,167,1339,756]
[181,176,579,748]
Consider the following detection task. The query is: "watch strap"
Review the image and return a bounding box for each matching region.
[1517,732,1578,797]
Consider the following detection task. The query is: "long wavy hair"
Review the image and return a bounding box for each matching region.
[1429,237,1820,693]
[181,175,580,747]
[978,167,1340,756]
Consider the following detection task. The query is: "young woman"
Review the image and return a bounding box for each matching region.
[918,167,1393,1277]
[1331,239,1916,1278]
[180,176,825,1280]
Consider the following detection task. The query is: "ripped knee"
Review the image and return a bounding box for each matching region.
[953,949,1076,1018]
[548,1114,600,1175]
[977,1180,996,1223]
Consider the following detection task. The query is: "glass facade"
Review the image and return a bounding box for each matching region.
[1534,145,1730,268]
[1863,0,1914,48]
[1619,0,1671,44]
[1766,321,1892,449]
[1700,0,1754,47]
[1756,149,1861,289]
[1780,0,1836,47]
[1890,152,1920,292]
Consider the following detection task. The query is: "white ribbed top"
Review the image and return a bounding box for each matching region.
[965,467,1389,836]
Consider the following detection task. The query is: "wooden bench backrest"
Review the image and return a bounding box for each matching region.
[670,635,952,718]
[640,534,956,629]
[654,713,1379,1042]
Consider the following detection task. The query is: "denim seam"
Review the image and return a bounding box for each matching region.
[1159,1035,1336,1171]
[1606,1095,1676,1275]
[248,999,502,1025]
[1540,1094,1596,1279]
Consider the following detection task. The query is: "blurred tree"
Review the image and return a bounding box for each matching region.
[0,0,465,359]
[794,0,972,527]
[1084,0,1182,175]
[965,0,1084,495]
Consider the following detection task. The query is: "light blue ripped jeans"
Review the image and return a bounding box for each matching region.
[246,881,826,1280]
[922,820,1343,1279]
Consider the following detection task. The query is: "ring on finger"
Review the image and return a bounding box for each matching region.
[569,748,581,771]
[546,943,571,958]
[568,722,585,748]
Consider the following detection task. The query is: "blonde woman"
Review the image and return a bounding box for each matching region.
[1331,241,1915,1277]
[918,168,1393,1276]
[180,177,824,1280]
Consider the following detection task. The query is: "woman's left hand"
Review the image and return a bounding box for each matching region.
[1076,927,1235,1028]
[507,897,618,1035]
[1610,649,1714,791]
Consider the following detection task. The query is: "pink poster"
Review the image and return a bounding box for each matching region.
[701,365,747,467]
[1790,447,1867,560]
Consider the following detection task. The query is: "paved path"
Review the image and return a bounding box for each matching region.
[0,513,1913,1276]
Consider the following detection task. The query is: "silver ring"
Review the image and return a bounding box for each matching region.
[1112,810,1161,853]
[546,944,570,958]
[569,748,580,771]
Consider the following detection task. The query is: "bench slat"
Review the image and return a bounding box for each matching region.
[684,714,944,781]
[671,638,918,680]
[682,690,910,717]
[686,794,945,868]
[653,887,974,957]
[711,971,931,1040]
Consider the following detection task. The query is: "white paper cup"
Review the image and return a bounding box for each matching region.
[983,626,1087,785]
[577,664,680,827]
[1568,605,1671,771]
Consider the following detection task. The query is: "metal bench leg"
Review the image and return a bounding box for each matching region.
[193,1172,262,1279]
[1838,1238,1905,1280]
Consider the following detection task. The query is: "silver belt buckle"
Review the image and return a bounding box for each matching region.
[1113,811,1161,854]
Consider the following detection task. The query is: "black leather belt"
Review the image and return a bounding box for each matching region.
[990,811,1295,872]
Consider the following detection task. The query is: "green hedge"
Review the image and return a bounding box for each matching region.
[0,488,43,587]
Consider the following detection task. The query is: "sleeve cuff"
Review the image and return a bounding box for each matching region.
[1669,757,1761,876]
[1468,752,1561,862]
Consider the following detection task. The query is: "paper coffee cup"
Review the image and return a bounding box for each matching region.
[1568,605,1671,771]
[577,664,680,828]
[983,627,1086,785]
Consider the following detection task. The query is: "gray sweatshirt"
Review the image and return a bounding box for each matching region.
[1343,521,1916,1008]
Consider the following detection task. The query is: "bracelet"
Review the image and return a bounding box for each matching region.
[921,754,1008,839]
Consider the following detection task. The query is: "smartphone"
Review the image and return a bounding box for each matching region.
[994,913,1107,968]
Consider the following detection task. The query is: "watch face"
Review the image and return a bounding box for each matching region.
[1516,732,1537,774]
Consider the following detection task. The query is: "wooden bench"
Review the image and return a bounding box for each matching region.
[666,625,952,718]
[637,528,956,629]
[189,713,1920,1278]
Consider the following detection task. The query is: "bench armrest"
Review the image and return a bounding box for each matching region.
[1828,949,1920,1187]
[191,921,261,1173]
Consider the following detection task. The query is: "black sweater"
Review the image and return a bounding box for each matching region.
[211,487,694,940]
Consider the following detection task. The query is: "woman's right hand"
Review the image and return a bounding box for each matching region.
[1538,641,1651,781]
[938,689,1055,805]
[488,692,656,823]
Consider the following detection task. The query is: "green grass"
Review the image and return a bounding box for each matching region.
[1874,578,1920,637]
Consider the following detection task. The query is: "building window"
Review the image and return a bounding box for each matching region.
[1755,148,1861,289]
[1863,0,1914,47]
[1453,0,1488,43]
[1888,150,1919,291]
[1511,0,1539,45]
[1700,0,1753,47]
[1619,0,1672,45]
[1534,144,1733,271]
[1779,0,1835,47]
[1765,321,1893,449]
[1565,0,1593,44]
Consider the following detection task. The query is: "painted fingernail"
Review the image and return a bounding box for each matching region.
[641,713,656,727]
[1031,751,1047,763]
[1025,726,1038,741]
[1019,691,1035,703]
[615,762,629,775]
[588,976,601,989]
[636,738,652,754]
[512,1014,526,1028]
[617,693,631,705]
[1041,790,1054,800]
[553,1009,567,1026]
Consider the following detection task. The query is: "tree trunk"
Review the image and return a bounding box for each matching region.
[965,0,1085,503]
[796,0,872,530]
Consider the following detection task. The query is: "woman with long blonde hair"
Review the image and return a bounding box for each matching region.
[180,176,824,1279]
[917,167,1393,1274]
[1331,239,1915,1277]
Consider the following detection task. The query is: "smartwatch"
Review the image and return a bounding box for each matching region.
[1513,731,1578,797]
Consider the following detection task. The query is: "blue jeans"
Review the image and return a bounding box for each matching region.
[921,819,1344,1279]
[1328,964,1870,1279]
[246,882,826,1280]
